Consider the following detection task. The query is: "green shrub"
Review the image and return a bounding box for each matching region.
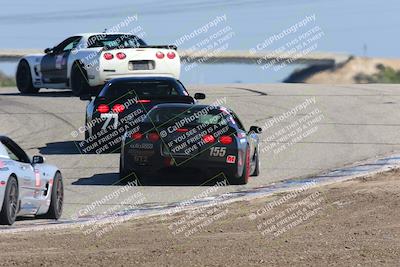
[0,71,16,87]
[355,64,400,83]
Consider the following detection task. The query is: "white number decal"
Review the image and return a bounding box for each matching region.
[210,147,226,157]
[101,113,118,130]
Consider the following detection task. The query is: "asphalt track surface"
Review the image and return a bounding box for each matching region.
[1,84,400,221]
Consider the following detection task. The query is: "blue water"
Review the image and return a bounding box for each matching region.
[1,0,399,83]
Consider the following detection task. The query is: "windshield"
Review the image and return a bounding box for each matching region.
[99,81,185,99]
[87,34,147,49]
[145,107,231,125]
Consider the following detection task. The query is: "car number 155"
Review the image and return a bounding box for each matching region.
[210,147,226,157]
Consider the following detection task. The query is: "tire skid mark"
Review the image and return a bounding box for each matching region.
[225,86,268,96]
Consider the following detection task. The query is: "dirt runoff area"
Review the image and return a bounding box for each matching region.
[1,170,400,266]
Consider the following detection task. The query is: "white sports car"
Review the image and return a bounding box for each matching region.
[16,33,181,96]
[0,135,63,225]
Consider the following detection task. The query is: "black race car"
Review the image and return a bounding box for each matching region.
[80,77,205,154]
[120,103,262,185]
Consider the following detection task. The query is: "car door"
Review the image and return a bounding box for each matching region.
[41,36,81,84]
[1,139,38,214]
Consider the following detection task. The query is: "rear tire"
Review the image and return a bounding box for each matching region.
[119,157,128,181]
[119,159,143,185]
[16,60,39,94]
[251,148,260,176]
[70,63,90,96]
[229,146,250,185]
[84,129,90,140]
[0,176,19,225]
[84,116,90,140]
[39,172,63,220]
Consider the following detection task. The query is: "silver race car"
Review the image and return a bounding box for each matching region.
[0,135,63,225]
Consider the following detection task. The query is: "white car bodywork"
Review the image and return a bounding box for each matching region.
[19,33,181,90]
[0,136,60,217]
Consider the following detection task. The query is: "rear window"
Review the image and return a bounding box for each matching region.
[99,81,185,99]
[145,107,231,125]
[87,34,147,49]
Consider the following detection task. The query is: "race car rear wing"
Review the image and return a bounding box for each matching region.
[103,45,178,51]
[139,45,178,50]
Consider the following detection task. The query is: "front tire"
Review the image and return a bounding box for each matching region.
[0,176,19,225]
[39,172,64,220]
[251,148,260,176]
[16,60,39,94]
[70,63,90,96]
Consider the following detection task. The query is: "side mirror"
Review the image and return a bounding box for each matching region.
[194,93,206,100]
[32,155,45,164]
[44,48,52,54]
[249,126,262,134]
[80,94,92,101]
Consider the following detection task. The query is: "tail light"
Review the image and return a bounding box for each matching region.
[131,132,143,140]
[176,128,189,132]
[112,104,125,113]
[167,52,176,59]
[202,134,215,144]
[164,157,174,166]
[147,132,160,142]
[156,51,165,59]
[35,169,41,188]
[103,53,114,60]
[116,52,126,59]
[97,104,110,113]
[219,135,233,145]
[137,99,151,103]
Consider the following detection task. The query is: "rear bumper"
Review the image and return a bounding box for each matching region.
[89,60,180,86]
[122,147,243,179]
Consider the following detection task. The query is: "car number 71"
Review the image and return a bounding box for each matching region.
[100,113,118,130]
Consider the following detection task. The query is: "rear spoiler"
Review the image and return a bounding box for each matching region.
[102,45,178,52]
[138,45,177,51]
[135,123,239,138]
[137,95,194,103]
